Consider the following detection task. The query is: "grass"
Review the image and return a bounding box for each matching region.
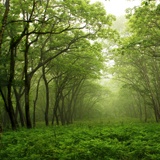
[0,122,160,160]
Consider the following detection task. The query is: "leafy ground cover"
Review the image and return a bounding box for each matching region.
[0,122,160,160]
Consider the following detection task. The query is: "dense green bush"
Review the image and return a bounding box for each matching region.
[0,123,160,160]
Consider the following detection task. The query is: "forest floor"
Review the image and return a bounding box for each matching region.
[0,121,160,160]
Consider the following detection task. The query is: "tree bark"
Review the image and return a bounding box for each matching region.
[0,0,10,54]
[24,76,32,128]
[7,45,18,130]
[33,76,42,127]
[42,65,50,126]
[14,88,25,127]
[24,32,32,128]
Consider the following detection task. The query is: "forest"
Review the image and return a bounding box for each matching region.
[0,0,160,159]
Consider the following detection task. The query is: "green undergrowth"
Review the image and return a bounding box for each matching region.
[0,122,160,160]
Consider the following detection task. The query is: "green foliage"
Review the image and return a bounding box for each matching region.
[110,1,160,122]
[1,123,160,160]
[0,0,117,129]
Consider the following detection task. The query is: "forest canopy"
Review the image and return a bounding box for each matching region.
[0,0,117,130]
[111,0,160,122]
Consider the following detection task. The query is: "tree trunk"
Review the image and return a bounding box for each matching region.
[24,78,32,128]
[52,80,61,125]
[152,99,160,122]
[144,104,147,122]
[52,97,60,125]
[33,76,42,127]
[6,43,18,130]
[0,0,10,54]
[14,88,25,127]
[54,103,60,126]
[42,65,50,126]
[59,94,65,125]
[24,32,32,128]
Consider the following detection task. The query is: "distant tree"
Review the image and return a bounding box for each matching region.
[112,1,160,122]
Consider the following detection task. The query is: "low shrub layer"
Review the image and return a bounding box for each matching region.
[0,123,160,160]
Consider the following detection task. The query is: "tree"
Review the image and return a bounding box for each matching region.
[49,40,105,125]
[111,1,160,122]
[0,0,116,129]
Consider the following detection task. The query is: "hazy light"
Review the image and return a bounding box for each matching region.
[90,0,141,16]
